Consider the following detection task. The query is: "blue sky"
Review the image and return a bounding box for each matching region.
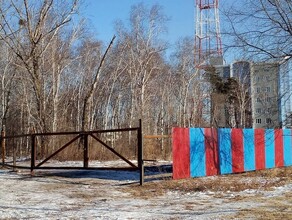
[84,1,194,44]
[83,0,234,62]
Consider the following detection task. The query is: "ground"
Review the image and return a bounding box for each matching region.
[0,161,291,219]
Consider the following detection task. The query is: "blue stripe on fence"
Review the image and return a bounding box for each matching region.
[190,128,206,177]
[218,128,232,174]
[173,127,292,180]
[265,129,275,168]
[243,129,255,171]
[283,129,292,166]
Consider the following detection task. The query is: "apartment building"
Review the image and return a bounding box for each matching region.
[279,58,292,128]
[212,60,282,128]
[212,61,252,128]
[250,62,280,128]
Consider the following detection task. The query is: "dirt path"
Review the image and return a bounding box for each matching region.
[0,166,291,219]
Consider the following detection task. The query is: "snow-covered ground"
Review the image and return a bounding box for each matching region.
[0,160,291,219]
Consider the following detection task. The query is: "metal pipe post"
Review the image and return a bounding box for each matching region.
[13,143,16,172]
[31,135,36,174]
[138,119,144,185]
[1,129,5,168]
[83,134,89,168]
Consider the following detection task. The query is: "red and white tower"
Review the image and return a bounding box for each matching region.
[194,0,223,67]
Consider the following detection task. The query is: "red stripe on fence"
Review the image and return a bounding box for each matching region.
[231,129,244,173]
[275,129,284,167]
[172,128,190,179]
[205,128,219,176]
[255,129,265,170]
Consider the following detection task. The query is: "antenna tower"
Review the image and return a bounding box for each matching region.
[194,0,223,67]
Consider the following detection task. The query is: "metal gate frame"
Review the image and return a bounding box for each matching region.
[1,120,144,185]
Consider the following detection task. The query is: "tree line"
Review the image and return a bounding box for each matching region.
[0,1,205,159]
[0,0,291,160]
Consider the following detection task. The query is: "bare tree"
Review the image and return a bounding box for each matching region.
[0,0,78,133]
[81,36,115,131]
[223,0,292,61]
[0,43,16,130]
[114,3,168,134]
[170,37,203,127]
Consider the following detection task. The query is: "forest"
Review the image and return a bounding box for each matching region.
[0,1,203,159]
[0,0,291,160]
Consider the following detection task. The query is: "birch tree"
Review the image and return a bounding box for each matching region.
[0,0,79,133]
[115,3,168,134]
[0,43,15,130]
[77,36,115,131]
[171,37,203,127]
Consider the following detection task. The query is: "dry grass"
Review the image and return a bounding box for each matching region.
[123,167,292,219]
[5,135,172,162]
[232,193,292,220]
[125,166,292,198]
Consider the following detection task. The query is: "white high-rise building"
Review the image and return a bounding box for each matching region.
[250,62,280,128]
[279,58,292,128]
[213,60,284,128]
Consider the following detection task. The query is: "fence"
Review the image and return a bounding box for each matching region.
[1,120,144,185]
[172,127,292,179]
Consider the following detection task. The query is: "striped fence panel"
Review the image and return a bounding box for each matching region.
[172,127,292,179]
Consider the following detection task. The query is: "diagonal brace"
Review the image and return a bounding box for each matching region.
[90,134,138,169]
[36,135,82,168]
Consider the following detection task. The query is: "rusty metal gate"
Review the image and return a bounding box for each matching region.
[1,120,144,185]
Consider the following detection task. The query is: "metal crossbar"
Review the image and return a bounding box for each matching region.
[1,120,144,185]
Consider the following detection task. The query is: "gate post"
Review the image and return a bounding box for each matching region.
[83,134,89,168]
[31,134,36,174]
[1,129,5,168]
[12,141,16,172]
[138,119,144,185]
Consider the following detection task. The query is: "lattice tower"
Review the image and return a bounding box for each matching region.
[194,0,223,67]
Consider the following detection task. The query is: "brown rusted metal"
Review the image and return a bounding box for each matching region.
[36,134,81,168]
[1,129,5,168]
[32,127,139,137]
[138,119,144,185]
[90,133,138,169]
[2,127,139,139]
[3,164,137,171]
[13,144,16,172]
[91,127,139,134]
[32,166,138,171]
[3,122,143,184]
[31,135,36,173]
[83,134,89,168]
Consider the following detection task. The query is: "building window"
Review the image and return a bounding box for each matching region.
[256,87,261,93]
[256,97,261,103]
[266,87,271,92]
[266,108,271,113]
[266,118,272,124]
[266,97,272,102]
[256,108,261,113]
[256,118,262,124]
